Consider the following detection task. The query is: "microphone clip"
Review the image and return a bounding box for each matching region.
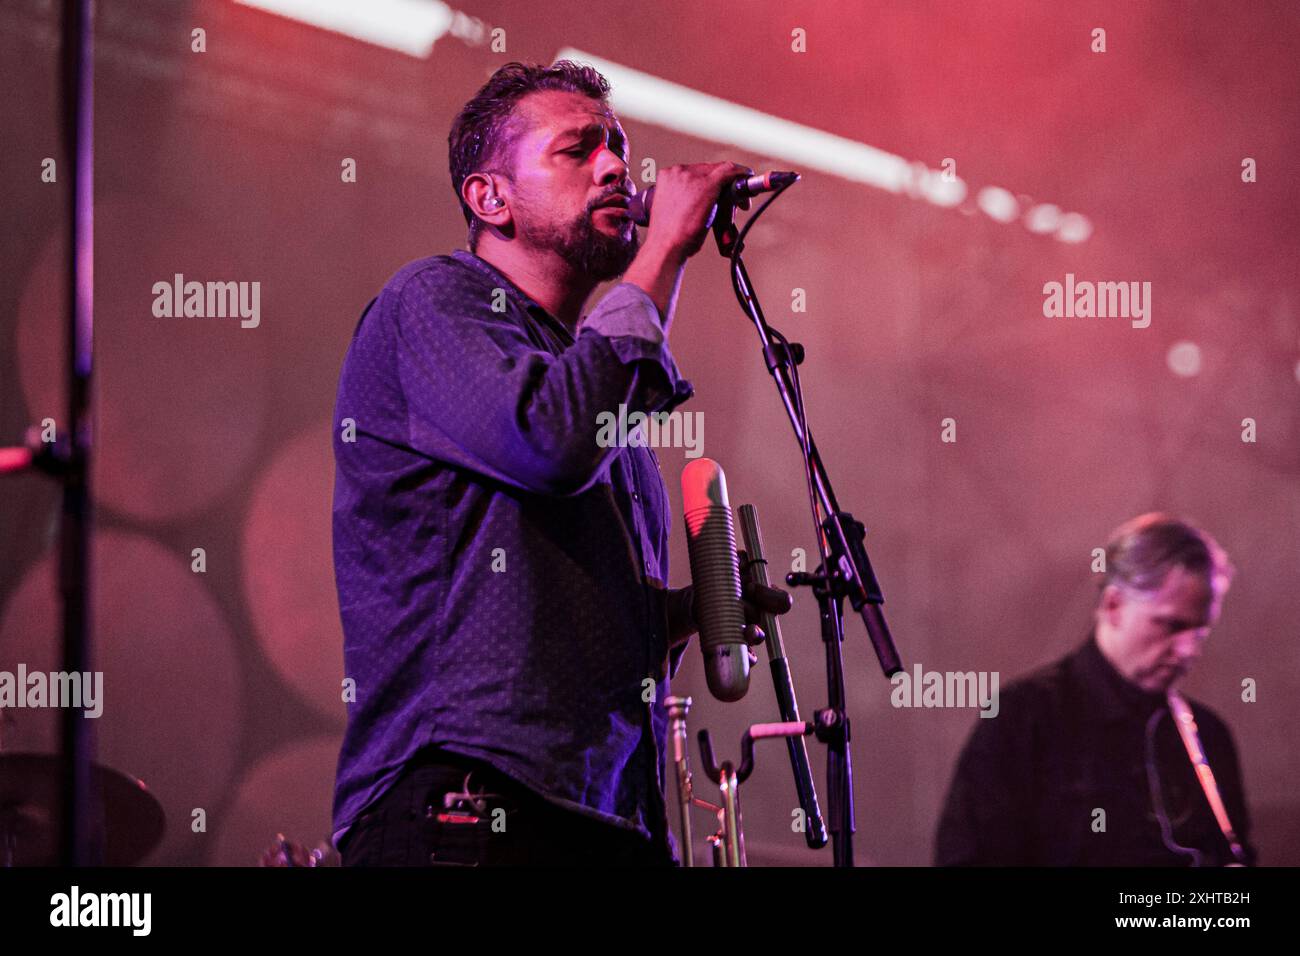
[711,196,742,258]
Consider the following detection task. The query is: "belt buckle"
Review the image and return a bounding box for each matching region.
[436,771,503,824]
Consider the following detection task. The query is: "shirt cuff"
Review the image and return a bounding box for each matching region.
[581,282,695,415]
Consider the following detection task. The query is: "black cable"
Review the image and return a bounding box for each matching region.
[1145,706,1203,866]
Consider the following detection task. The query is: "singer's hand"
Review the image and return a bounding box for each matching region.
[677,577,792,661]
[642,161,754,261]
[741,578,793,650]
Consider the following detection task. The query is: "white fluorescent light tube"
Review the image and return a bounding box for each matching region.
[555,46,962,204]
[237,0,454,58]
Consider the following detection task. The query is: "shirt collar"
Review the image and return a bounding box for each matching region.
[450,249,574,343]
[1073,630,1168,722]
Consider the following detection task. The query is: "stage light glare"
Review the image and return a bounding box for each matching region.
[1167,341,1203,378]
[977,186,1019,223]
[1024,203,1062,234]
[557,47,947,204]
[1056,212,1094,244]
[919,172,968,207]
[236,0,453,58]
[556,49,1086,241]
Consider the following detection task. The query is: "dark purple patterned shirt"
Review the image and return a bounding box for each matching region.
[331,249,694,857]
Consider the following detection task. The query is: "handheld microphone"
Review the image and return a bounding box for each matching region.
[628,171,800,227]
[681,458,750,702]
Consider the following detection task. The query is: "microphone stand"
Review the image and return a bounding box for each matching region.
[60,0,98,868]
[711,187,903,867]
[0,0,99,866]
[737,505,827,851]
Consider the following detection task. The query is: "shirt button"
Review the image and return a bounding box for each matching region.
[632,491,640,501]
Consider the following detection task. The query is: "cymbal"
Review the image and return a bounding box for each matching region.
[0,753,165,866]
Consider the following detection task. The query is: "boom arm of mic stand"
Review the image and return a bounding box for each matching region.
[730,252,903,678]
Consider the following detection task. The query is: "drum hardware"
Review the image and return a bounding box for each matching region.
[0,752,165,866]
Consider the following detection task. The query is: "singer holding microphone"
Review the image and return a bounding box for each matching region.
[330,60,789,867]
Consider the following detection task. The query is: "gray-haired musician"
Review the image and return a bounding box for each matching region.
[935,513,1255,866]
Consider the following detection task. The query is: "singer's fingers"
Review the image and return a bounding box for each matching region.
[743,623,765,648]
[738,166,755,210]
[709,161,750,187]
[743,581,793,615]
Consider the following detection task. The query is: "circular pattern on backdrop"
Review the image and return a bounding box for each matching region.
[241,423,345,721]
[16,198,270,522]
[1167,341,1203,378]
[211,736,340,866]
[0,531,241,864]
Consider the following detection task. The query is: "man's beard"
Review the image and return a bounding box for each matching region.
[520,203,640,281]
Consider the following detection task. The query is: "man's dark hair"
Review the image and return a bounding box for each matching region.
[448,60,612,252]
[1100,512,1234,597]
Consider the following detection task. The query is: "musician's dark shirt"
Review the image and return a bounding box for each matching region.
[330,249,694,857]
[935,634,1255,866]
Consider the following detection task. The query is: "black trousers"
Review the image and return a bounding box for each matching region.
[339,749,676,867]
